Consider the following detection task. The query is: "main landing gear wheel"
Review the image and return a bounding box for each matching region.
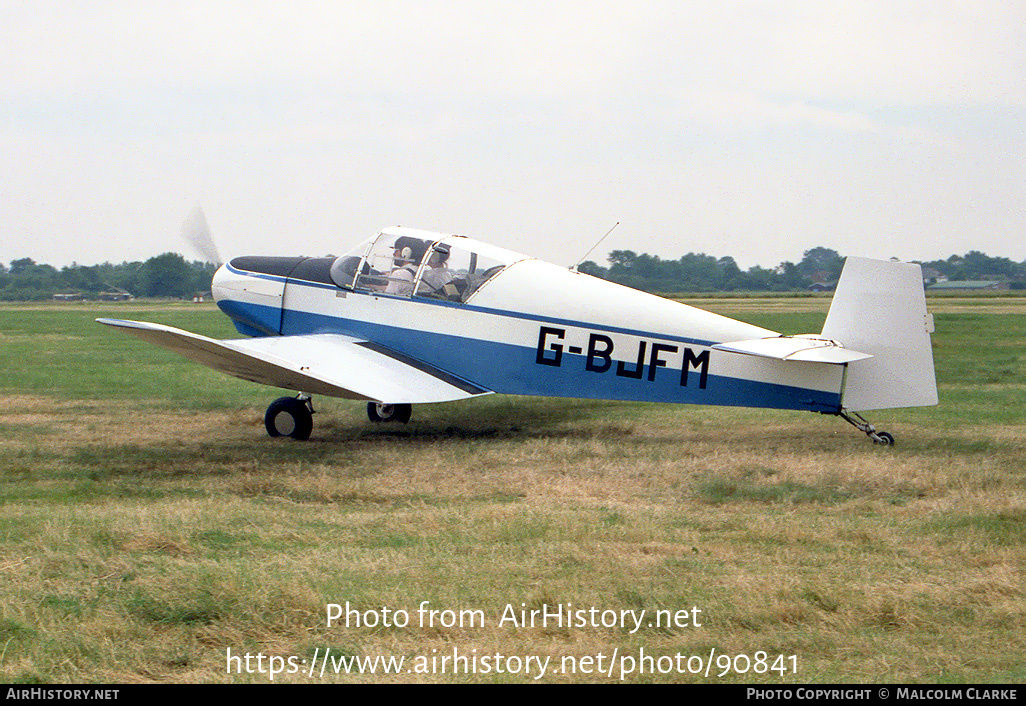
[367,402,412,424]
[265,396,314,440]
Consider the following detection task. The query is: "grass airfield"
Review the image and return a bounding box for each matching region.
[0,296,1023,683]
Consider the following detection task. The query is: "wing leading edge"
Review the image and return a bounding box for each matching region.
[96,318,491,403]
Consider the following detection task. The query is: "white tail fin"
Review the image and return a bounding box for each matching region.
[822,257,938,411]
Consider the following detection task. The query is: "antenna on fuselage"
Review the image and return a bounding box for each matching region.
[570,222,619,272]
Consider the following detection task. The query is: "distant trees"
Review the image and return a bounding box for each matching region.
[921,251,1023,282]
[579,246,1025,294]
[139,253,196,298]
[599,250,748,292]
[583,248,839,292]
[0,254,217,300]
[797,247,845,283]
[1,259,62,300]
[2,245,1023,299]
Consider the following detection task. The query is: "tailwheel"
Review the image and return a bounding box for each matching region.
[265,395,314,440]
[873,431,895,446]
[836,408,894,446]
[367,402,412,424]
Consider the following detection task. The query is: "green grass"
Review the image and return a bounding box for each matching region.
[0,299,1023,683]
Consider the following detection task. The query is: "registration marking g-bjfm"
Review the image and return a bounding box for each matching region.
[535,326,710,389]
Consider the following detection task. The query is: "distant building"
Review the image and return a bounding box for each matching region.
[98,289,133,301]
[927,280,1008,291]
[53,293,84,301]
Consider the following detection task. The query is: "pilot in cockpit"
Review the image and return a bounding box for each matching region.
[384,236,428,295]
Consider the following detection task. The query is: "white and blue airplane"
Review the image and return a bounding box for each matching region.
[98,226,937,444]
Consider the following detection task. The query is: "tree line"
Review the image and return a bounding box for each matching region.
[2,247,1024,300]
[0,254,217,301]
[577,247,1026,293]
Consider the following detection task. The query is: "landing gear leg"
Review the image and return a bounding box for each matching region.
[836,408,894,445]
[265,394,315,440]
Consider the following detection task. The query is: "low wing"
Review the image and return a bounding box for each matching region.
[96,318,491,403]
[712,336,873,364]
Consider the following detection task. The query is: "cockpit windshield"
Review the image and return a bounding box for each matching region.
[329,232,432,294]
[357,233,432,295]
[328,237,374,289]
[413,241,509,302]
[329,229,524,303]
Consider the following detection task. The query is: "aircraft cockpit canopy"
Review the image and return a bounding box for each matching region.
[329,229,525,304]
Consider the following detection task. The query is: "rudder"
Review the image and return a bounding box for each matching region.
[821,257,938,412]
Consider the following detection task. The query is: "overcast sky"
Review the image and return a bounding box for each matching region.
[2,1,1023,270]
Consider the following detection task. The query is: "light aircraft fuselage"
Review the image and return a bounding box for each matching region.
[100,226,937,443]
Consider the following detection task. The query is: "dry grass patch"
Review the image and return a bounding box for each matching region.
[2,300,1025,682]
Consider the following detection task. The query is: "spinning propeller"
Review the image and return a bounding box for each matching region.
[180,205,223,266]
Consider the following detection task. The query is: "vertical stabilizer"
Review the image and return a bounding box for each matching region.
[821,257,938,411]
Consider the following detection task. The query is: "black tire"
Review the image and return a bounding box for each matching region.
[367,402,412,424]
[874,431,895,446]
[265,397,313,440]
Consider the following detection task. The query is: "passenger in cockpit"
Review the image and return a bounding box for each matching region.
[419,243,459,300]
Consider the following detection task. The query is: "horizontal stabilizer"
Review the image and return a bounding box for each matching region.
[713,336,873,365]
[96,318,491,403]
